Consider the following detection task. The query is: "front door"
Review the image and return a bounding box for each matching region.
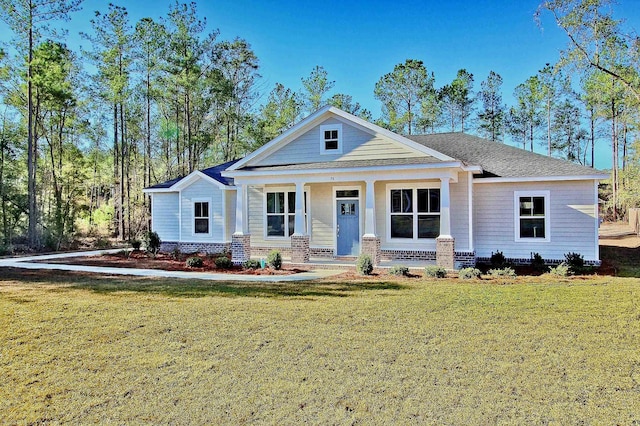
[337,200,360,256]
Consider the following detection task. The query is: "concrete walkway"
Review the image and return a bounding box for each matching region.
[0,249,343,282]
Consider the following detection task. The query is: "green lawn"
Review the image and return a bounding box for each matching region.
[1,268,639,424]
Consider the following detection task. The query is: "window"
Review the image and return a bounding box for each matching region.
[266,191,307,237]
[194,201,209,234]
[320,124,342,154]
[389,187,440,239]
[515,191,549,241]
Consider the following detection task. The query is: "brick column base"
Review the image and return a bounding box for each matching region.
[436,236,455,270]
[231,234,251,265]
[361,235,381,265]
[290,234,310,263]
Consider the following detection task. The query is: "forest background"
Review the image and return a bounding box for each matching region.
[0,0,638,251]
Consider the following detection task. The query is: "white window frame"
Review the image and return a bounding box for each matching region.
[320,123,343,155]
[386,182,441,242]
[514,190,550,242]
[263,187,310,240]
[192,198,211,236]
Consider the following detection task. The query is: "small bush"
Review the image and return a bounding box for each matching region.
[530,252,547,271]
[564,252,585,274]
[424,265,446,278]
[490,250,507,268]
[488,267,517,278]
[94,236,111,249]
[131,240,141,251]
[356,254,373,275]
[243,259,261,269]
[215,256,233,269]
[458,267,482,280]
[267,250,282,270]
[143,231,161,255]
[550,262,572,277]
[388,265,409,276]
[186,256,203,268]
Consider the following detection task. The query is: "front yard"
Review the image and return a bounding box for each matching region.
[1,267,639,424]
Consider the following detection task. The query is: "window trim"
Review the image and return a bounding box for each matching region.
[386,183,441,242]
[263,187,310,240]
[319,123,343,155]
[514,190,550,242]
[192,198,211,236]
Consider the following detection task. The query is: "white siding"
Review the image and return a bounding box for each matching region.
[151,193,179,241]
[255,117,426,166]
[180,178,225,242]
[474,180,598,261]
[309,183,334,248]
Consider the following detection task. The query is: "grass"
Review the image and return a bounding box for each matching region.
[1,269,639,424]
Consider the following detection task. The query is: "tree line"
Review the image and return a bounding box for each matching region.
[0,0,638,251]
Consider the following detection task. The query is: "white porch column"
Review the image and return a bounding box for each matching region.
[439,177,452,238]
[364,179,376,237]
[234,183,248,235]
[293,181,306,235]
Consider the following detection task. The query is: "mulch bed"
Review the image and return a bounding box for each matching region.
[38,250,309,275]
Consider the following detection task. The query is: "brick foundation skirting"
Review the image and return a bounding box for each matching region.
[309,247,334,258]
[160,241,230,254]
[251,246,293,259]
[476,256,602,267]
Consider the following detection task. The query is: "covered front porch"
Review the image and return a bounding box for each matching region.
[224,163,477,270]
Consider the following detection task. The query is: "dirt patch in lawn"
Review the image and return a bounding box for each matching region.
[37,250,308,276]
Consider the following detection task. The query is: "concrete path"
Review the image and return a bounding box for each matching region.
[0,249,343,282]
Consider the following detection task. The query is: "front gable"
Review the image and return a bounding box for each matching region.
[228,106,454,171]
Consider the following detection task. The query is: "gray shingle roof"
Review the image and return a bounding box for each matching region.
[407,133,605,178]
[145,158,240,189]
[240,156,444,172]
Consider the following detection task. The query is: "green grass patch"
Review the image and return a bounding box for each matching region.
[1,268,639,424]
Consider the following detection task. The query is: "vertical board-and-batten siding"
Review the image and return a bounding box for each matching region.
[473,180,597,261]
[254,117,426,166]
[151,192,179,241]
[180,178,225,242]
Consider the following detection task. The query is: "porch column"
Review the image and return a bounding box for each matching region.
[291,181,310,263]
[436,177,455,270]
[362,179,381,265]
[232,184,250,264]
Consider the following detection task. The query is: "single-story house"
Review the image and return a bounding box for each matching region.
[143,106,608,269]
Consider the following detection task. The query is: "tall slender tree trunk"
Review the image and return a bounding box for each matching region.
[119,102,126,240]
[113,103,120,238]
[27,3,38,248]
[611,96,618,222]
[590,108,595,168]
[547,100,551,156]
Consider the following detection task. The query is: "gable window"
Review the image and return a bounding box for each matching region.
[194,201,209,234]
[320,124,342,154]
[389,186,440,240]
[266,191,308,237]
[515,191,550,241]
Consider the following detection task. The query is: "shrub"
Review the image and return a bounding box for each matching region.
[488,267,517,278]
[564,252,585,274]
[267,250,282,270]
[143,231,161,255]
[424,265,446,278]
[490,250,507,268]
[458,267,481,279]
[186,256,203,268]
[530,252,547,271]
[550,262,571,277]
[131,240,141,251]
[215,256,233,269]
[356,254,373,275]
[243,259,261,269]
[388,265,409,276]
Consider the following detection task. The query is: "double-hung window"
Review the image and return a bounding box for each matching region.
[320,124,342,154]
[515,191,549,241]
[389,186,440,240]
[194,201,209,234]
[266,191,307,237]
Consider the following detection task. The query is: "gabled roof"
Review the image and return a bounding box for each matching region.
[407,133,608,180]
[226,106,454,172]
[144,159,241,191]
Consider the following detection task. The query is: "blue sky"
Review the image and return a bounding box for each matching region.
[5,0,640,168]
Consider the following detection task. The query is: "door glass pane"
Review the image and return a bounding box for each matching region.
[418,215,440,238]
[391,215,413,238]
